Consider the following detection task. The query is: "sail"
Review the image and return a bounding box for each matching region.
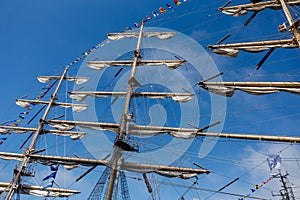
[107,32,176,40]
[16,99,88,112]
[198,81,300,97]
[68,91,194,102]
[86,60,186,71]
[0,152,210,179]
[0,182,80,197]
[37,76,89,85]
[219,0,300,16]
[47,119,300,142]
[208,39,297,57]
[48,119,198,139]
[0,125,86,140]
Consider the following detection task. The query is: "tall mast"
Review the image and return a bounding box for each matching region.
[5,66,69,200]
[105,21,145,200]
[278,0,300,45]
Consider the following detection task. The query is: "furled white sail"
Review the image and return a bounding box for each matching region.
[86,60,186,71]
[199,82,300,97]
[107,32,176,40]
[48,120,120,133]
[15,99,88,112]
[211,48,239,57]
[48,120,198,139]
[155,171,199,179]
[128,125,197,139]
[47,119,300,143]
[0,125,85,140]
[37,76,89,85]
[68,91,194,103]
[0,182,80,197]
[219,0,300,16]
[0,152,209,179]
[209,39,297,57]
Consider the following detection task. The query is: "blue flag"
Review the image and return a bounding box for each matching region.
[50,165,59,171]
[41,180,54,190]
[42,171,57,181]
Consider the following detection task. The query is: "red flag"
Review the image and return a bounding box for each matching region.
[174,0,182,5]
[159,7,166,13]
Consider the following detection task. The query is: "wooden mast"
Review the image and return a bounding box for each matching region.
[105,21,145,200]
[278,0,300,45]
[4,66,69,200]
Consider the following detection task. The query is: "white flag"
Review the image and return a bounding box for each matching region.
[267,155,281,171]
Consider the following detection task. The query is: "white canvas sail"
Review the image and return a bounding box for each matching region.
[0,182,80,197]
[199,82,300,97]
[209,39,297,57]
[220,0,300,16]
[0,152,209,179]
[86,60,186,71]
[68,91,193,102]
[37,76,89,85]
[107,32,176,40]
[16,99,88,112]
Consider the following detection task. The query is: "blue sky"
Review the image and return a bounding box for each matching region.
[0,0,300,199]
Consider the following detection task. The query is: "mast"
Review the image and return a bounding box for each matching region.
[105,20,145,200]
[272,171,296,200]
[278,0,300,45]
[4,66,69,200]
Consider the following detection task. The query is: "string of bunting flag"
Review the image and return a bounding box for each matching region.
[238,155,281,200]
[0,82,56,144]
[132,0,187,28]
[0,0,188,146]
[237,176,273,200]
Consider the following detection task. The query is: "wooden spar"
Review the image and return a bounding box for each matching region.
[195,132,300,143]
[105,21,146,200]
[219,0,276,10]
[48,119,119,132]
[68,91,194,102]
[0,125,86,136]
[5,66,69,200]
[122,162,210,174]
[68,91,193,97]
[37,76,89,83]
[199,81,300,87]
[255,47,275,70]
[0,152,210,174]
[48,119,300,143]
[86,59,185,68]
[219,0,300,13]
[142,173,153,193]
[107,32,176,40]
[216,34,231,45]
[16,99,88,108]
[0,182,80,196]
[208,38,295,49]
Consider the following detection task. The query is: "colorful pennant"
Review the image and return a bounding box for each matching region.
[237,176,273,199]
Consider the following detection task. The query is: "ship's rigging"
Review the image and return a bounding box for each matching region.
[0,0,300,199]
